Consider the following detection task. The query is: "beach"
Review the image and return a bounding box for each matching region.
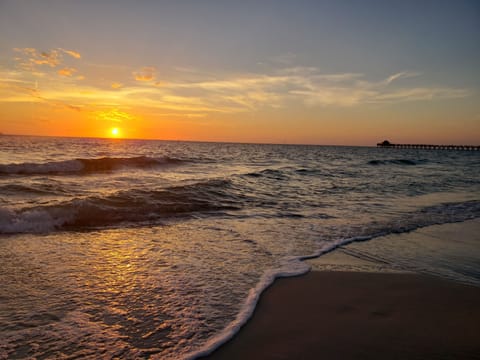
[1,0,480,357]
[205,220,480,359]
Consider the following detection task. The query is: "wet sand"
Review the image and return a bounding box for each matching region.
[205,220,480,359]
[205,271,480,359]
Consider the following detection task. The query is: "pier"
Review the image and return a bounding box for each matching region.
[377,140,479,151]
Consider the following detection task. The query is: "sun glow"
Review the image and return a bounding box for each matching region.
[110,127,120,137]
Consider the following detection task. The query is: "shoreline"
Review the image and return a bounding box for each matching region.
[202,219,480,359]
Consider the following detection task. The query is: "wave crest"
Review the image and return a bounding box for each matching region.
[0,179,239,234]
[0,156,184,175]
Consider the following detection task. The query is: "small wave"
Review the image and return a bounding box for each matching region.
[0,183,62,196]
[0,156,184,176]
[294,168,317,174]
[184,255,311,360]
[244,168,288,180]
[0,179,240,234]
[327,200,480,253]
[368,159,426,166]
[184,199,480,359]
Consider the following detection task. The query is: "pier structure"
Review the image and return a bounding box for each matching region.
[377,140,479,151]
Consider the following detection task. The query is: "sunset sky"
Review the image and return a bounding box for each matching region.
[0,0,479,145]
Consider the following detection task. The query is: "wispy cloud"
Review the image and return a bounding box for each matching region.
[151,112,207,118]
[95,109,133,122]
[14,48,61,68]
[384,71,421,85]
[57,67,77,77]
[1,50,470,119]
[373,87,469,102]
[13,47,83,79]
[133,66,157,81]
[158,67,468,110]
[60,48,81,59]
[277,68,467,107]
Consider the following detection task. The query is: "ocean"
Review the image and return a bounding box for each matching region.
[0,135,479,359]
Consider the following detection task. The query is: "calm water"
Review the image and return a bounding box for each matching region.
[1,136,479,359]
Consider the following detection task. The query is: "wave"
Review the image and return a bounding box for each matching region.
[244,167,325,180]
[185,255,310,360]
[368,159,427,166]
[185,202,480,359]
[0,156,184,176]
[294,168,321,175]
[186,200,480,358]
[0,183,65,196]
[0,179,240,234]
[244,168,289,180]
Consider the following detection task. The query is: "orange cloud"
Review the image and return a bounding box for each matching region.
[95,109,133,123]
[37,51,61,67]
[111,82,123,89]
[134,66,156,81]
[14,48,61,68]
[61,48,81,59]
[13,47,81,74]
[57,67,77,77]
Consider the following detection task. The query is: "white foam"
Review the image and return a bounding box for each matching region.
[180,259,308,359]
[0,159,84,174]
[0,207,73,234]
[179,237,363,360]
[180,232,397,360]
[182,215,479,360]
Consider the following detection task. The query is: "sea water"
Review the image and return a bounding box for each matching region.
[0,136,479,359]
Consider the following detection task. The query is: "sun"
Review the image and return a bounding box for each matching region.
[110,127,120,137]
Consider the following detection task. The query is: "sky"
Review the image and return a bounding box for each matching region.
[0,0,479,145]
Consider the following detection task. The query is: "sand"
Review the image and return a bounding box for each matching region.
[205,271,480,359]
[204,220,480,359]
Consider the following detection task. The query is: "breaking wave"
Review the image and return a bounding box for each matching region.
[0,179,240,234]
[0,156,184,175]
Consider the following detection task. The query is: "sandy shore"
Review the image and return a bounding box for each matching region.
[204,220,480,359]
[205,271,480,359]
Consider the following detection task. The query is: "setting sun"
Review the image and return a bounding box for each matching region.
[110,127,120,137]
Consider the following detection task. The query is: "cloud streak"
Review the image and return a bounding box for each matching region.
[60,48,81,59]
[161,67,468,110]
[1,53,470,119]
[95,109,132,122]
[57,67,77,77]
[14,48,61,68]
[384,71,421,85]
[134,66,157,81]
[13,47,82,78]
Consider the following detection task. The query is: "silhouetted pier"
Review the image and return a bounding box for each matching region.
[377,140,479,151]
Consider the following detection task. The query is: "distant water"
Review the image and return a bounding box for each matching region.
[1,136,479,359]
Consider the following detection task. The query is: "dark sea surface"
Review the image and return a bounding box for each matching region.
[0,135,479,359]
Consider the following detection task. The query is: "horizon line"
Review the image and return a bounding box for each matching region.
[2,132,478,147]
[0,132,376,147]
